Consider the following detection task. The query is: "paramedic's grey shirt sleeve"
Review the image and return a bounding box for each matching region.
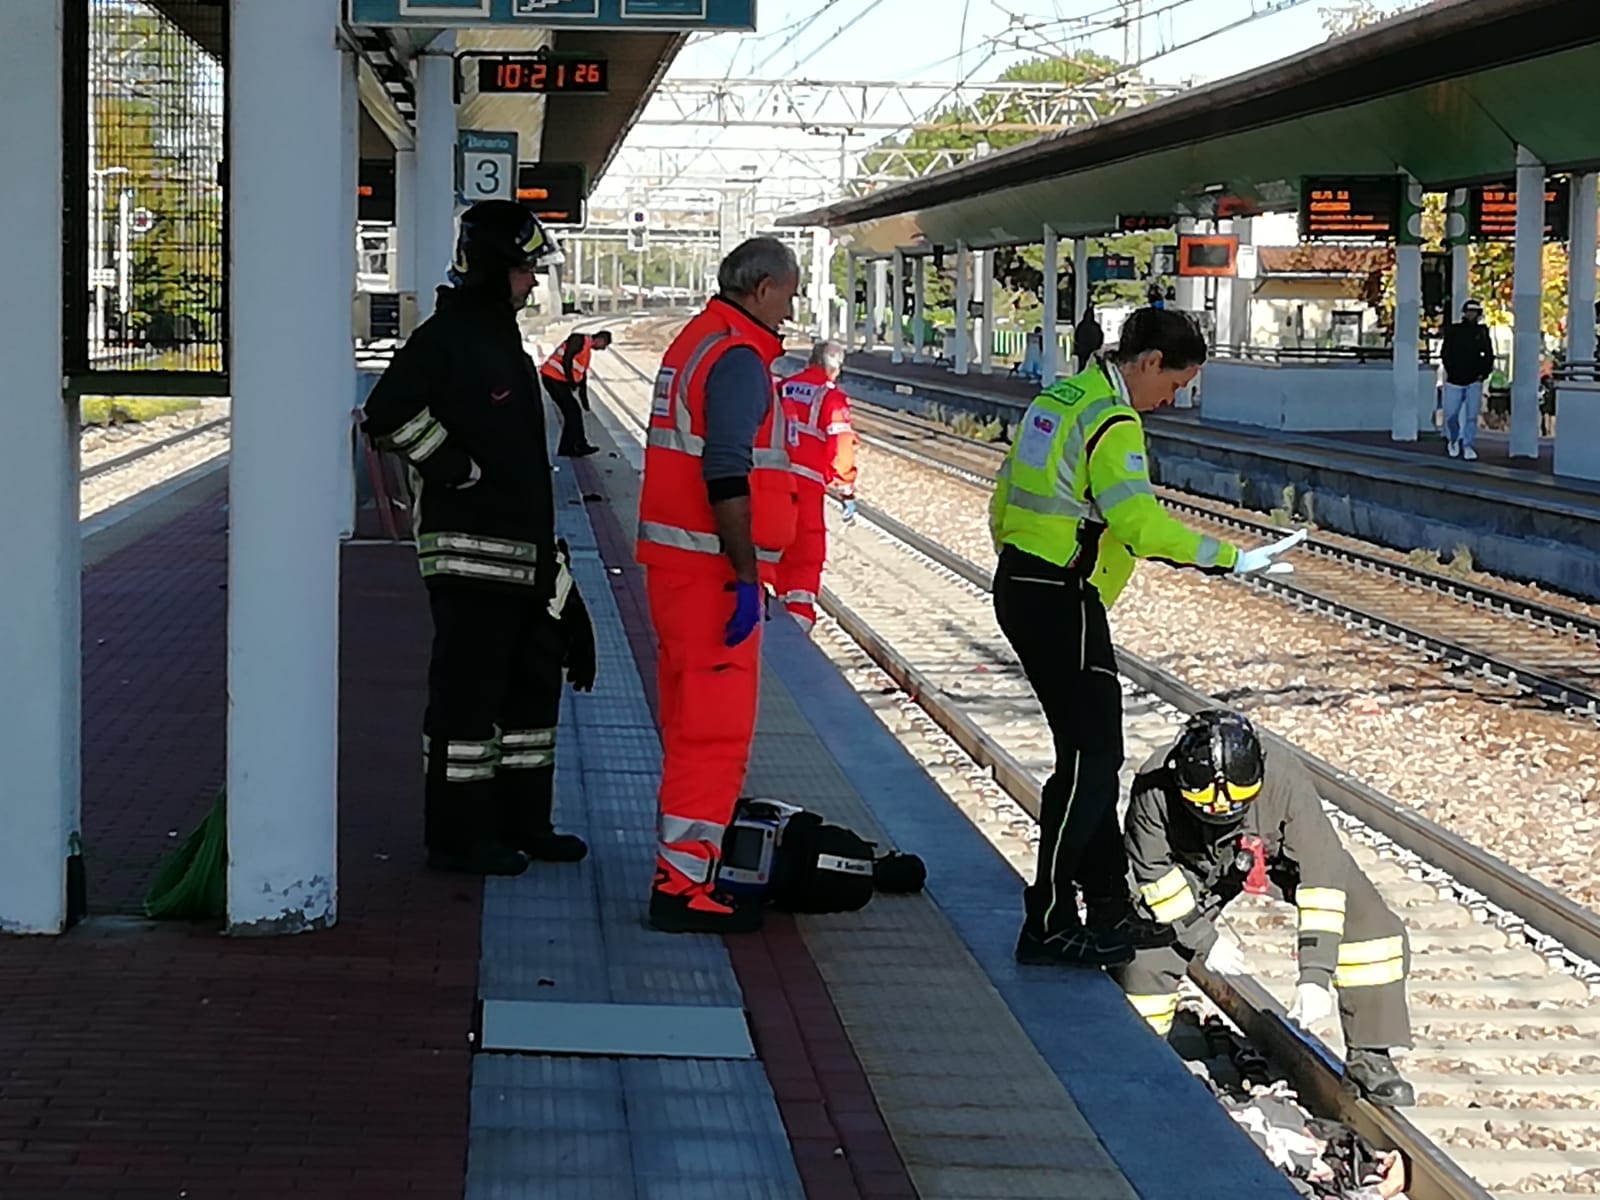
[701,346,772,481]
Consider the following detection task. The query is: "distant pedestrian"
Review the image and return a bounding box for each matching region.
[1439,298,1494,461]
[540,329,611,457]
[1073,299,1104,373]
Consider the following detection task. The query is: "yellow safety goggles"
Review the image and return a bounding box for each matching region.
[1179,779,1261,818]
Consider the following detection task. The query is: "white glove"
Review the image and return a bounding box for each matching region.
[1203,934,1247,975]
[1232,527,1307,576]
[1286,981,1336,1026]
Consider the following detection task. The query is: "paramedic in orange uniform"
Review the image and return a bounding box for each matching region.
[636,237,801,934]
[775,340,859,632]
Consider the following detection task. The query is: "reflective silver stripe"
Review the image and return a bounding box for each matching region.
[420,557,541,585]
[446,763,496,783]
[417,532,539,562]
[408,422,448,462]
[499,749,555,769]
[447,739,497,762]
[791,463,826,485]
[673,331,737,435]
[824,422,853,435]
[781,590,817,606]
[792,422,825,440]
[549,561,573,617]
[658,844,715,885]
[639,520,721,556]
[387,407,437,449]
[501,728,555,748]
[756,546,782,564]
[647,424,706,455]
[1095,476,1155,513]
[1008,488,1089,517]
[815,853,873,877]
[753,448,792,470]
[1060,397,1126,476]
[661,815,727,845]
[1196,535,1224,567]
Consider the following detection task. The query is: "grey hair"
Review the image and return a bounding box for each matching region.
[718,236,800,297]
[809,340,845,371]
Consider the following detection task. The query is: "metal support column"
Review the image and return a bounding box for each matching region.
[226,0,345,933]
[1042,225,1060,385]
[844,253,857,349]
[1225,217,1253,349]
[1174,218,1203,313]
[413,34,456,320]
[912,255,926,362]
[393,147,416,295]
[1568,172,1598,367]
[955,241,972,375]
[1511,146,1546,458]
[867,259,886,353]
[811,227,833,341]
[978,248,994,375]
[0,1,77,934]
[1072,237,1089,363]
[889,250,905,364]
[1392,237,1422,440]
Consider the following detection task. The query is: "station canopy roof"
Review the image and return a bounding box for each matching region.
[779,0,1600,256]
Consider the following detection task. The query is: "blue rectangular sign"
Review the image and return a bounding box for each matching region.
[347,0,756,28]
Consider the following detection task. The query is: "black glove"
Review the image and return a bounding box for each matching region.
[559,579,597,692]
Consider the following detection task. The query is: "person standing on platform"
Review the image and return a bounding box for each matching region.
[1439,297,1494,461]
[540,328,612,458]
[988,307,1307,967]
[636,236,801,934]
[1115,710,1415,1107]
[775,340,859,633]
[363,200,596,878]
[1073,298,1104,373]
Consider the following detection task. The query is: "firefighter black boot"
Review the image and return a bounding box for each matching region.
[1085,897,1178,950]
[1015,921,1136,969]
[1345,1049,1416,1108]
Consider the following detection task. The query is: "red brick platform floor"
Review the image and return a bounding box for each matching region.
[0,503,480,1199]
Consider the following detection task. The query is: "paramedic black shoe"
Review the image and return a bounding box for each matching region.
[648,884,764,934]
[1085,903,1177,950]
[522,832,589,862]
[427,843,530,877]
[1015,924,1136,969]
[1345,1049,1416,1108]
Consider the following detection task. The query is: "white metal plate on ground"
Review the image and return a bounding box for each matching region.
[480,999,756,1060]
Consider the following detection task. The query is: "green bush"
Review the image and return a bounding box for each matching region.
[80,397,201,426]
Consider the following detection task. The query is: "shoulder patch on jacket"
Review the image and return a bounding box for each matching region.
[1124,451,1147,475]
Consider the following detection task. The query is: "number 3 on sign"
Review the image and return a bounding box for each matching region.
[463,151,512,202]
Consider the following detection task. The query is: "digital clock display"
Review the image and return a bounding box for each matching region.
[478,55,609,95]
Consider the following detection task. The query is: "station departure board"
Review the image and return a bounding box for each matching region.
[1117,213,1175,233]
[1469,177,1571,242]
[1299,176,1401,242]
[516,162,588,227]
[477,54,609,95]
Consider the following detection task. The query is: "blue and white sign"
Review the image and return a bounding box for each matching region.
[456,130,518,206]
[347,0,756,29]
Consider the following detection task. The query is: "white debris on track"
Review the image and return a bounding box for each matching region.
[854,442,1600,914]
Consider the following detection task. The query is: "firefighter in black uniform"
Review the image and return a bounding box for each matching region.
[362,200,597,877]
[1114,710,1416,1107]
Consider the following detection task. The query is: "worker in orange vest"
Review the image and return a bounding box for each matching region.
[540,329,611,457]
[636,237,801,934]
[775,340,858,632]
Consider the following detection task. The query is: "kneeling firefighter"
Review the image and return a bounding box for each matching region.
[362,200,597,877]
[1114,710,1415,1107]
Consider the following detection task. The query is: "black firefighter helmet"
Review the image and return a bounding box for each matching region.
[449,199,563,287]
[1170,709,1264,825]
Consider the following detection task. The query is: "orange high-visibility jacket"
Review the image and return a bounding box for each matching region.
[540,334,594,384]
[636,298,798,583]
[777,365,858,493]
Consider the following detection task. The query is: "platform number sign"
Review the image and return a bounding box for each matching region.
[456,130,519,206]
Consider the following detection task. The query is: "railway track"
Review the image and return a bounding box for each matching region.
[593,336,1600,1199]
[849,402,1600,721]
[81,414,231,482]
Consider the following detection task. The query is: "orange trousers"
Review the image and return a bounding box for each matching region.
[646,565,763,892]
[774,489,827,632]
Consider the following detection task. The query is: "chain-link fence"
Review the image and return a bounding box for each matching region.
[68,0,226,383]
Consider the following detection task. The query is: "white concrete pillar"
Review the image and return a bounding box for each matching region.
[844,253,858,349]
[1042,225,1060,385]
[889,250,905,364]
[811,227,833,341]
[0,3,78,934]
[1175,218,1203,312]
[911,255,927,362]
[1226,217,1254,348]
[1450,243,1470,322]
[1072,238,1089,321]
[1568,172,1598,368]
[413,33,457,320]
[972,246,985,374]
[393,147,417,296]
[1393,241,1422,442]
[338,51,359,541]
[226,0,345,934]
[1511,146,1546,457]
[955,241,972,375]
[868,259,887,353]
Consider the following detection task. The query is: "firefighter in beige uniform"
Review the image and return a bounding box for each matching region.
[1116,710,1416,1107]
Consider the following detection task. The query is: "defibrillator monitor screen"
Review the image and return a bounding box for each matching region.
[723,825,768,871]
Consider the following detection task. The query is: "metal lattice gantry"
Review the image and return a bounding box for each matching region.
[637,76,1182,134]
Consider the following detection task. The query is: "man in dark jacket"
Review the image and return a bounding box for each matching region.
[362,200,596,877]
[1439,297,1494,461]
[1113,710,1415,1107]
[539,328,611,457]
[1073,298,1104,372]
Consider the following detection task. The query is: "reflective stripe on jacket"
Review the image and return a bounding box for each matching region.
[540,335,594,384]
[987,360,1237,608]
[636,297,798,582]
[778,365,858,491]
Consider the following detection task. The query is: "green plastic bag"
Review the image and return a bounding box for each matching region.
[144,791,227,921]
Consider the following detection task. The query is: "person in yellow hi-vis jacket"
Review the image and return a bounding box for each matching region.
[1116,710,1414,1107]
[989,307,1306,969]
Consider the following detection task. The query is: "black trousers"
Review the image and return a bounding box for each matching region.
[544,377,591,454]
[423,583,565,854]
[993,546,1127,936]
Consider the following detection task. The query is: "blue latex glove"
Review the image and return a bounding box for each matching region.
[724,580,763,647]
[840,497,857,524]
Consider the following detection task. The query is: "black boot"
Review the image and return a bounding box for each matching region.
[523,831,589,862]
[1085,898,1177,950]
[1015,922,1135,968]
[497,766,587,862]
[1345,1049,1416,1108]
